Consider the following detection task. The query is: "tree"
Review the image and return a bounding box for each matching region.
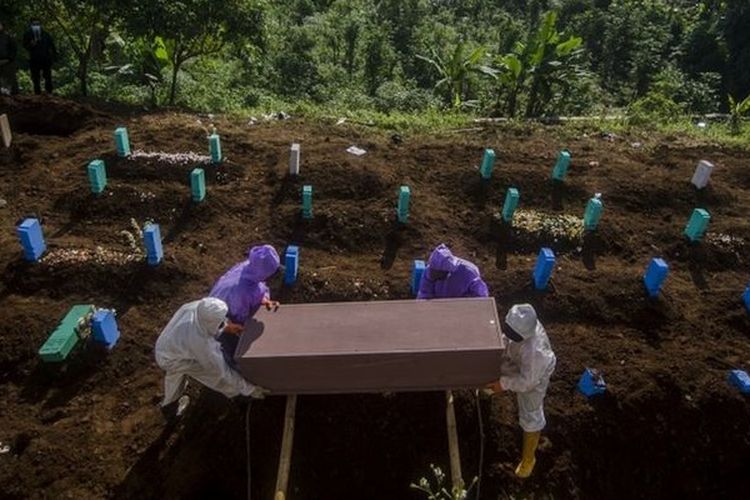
[728,93,750,135]
[417,42,493,109]
[489,10,584,117]
[126,0,265,105]
[38,0,118,96]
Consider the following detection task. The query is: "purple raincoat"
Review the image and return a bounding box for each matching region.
[209,245,281,325]
[417,244,489,299]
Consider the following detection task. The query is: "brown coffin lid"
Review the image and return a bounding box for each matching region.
[234,298,504,393]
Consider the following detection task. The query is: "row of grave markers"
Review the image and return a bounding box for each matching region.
[14,128,747,309]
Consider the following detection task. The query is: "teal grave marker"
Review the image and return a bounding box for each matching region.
[191,168,206,202]
[302,185,313,219]
[209,133,222,164]
[583,196,603,231]
[551,149,571,181]
[397,186,410,223]
[684,208,710,242]
[480,149,496,179]
[502,187,519,223]
[114,127,130,157]
[88,159,107,194]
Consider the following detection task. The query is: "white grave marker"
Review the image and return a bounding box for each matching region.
[691,160,714,189]
[289,143,301,175]
[0,114,11,148]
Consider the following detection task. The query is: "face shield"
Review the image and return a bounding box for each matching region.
[503,321,525,342]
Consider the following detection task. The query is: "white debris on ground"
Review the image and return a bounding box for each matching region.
[706,233,745,253]
[41,247,139,267]
[128,150,211,165]
[346,145,367,156]
[137,191,156,202]
[511,209,585,240]
[0,198,7,208]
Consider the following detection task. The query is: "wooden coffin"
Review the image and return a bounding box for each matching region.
[234,297,504,394]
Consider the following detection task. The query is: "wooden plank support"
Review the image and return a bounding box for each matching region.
[274,394,298,500]
[445,390,464,491]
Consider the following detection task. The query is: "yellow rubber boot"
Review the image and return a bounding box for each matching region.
[515,431,541,478]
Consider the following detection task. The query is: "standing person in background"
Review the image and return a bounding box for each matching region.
[22,19,56,95]
[0,22,19,95]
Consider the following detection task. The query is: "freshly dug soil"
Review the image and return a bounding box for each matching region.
[0,97,749,499]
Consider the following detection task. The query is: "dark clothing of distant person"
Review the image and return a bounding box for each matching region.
[0,30,19,95]
[22,25,56,94]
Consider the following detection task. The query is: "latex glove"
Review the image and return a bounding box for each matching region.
[223,321,244,336]
[486,381,504,394]
[261,298,280,312]
[250,386,270,399]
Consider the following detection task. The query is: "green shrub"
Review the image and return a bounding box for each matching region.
[628,91,684,127]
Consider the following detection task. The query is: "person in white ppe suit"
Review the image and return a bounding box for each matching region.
[487,303,556,478]
[155,298,268,418]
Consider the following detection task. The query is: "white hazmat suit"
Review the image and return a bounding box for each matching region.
[155,298,258,406]
[498,303,556,478]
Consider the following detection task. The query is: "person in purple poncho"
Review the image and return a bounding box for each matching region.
[210,244,282,367]
[417,243,489,299]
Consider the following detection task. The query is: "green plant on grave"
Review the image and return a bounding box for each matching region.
[120,218,153,256]
[728,93,750,135]
[410,464,477,500]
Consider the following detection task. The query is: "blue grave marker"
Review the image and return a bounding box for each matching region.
[578,368,607,397]
[584,197,603,231]
[644,258,669,298]
[743,285,750,312]
[16,218,46,262]
[684,208,710,242]
[551,149,571,181]
[533,247,556,290]
[114,127,131,157]
[480,148,496,180]
[411,260,426,296]
[92,310,120,350]
[87,160,107,194]
[143,224,163,266]
[284,246,299,285]
[209,133,222,163]
[397,186,411,223]
[728,370,750,394]
[502,188,520,223]
[302,185,313,219]
[191,168,206,202]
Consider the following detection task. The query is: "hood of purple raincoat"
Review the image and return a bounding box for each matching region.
[427,244,460,273]
[240,245,280,283]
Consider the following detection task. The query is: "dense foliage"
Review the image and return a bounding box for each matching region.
[0,0,748,119]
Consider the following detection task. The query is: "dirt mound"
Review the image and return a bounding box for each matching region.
[0,95,108,136]
[1,105,749,499]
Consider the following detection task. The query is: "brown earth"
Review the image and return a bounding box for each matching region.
[0,95,749,500]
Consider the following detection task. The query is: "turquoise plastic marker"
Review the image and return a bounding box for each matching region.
[302,185,313,219]
[552,149,571,181]
[397,186,410,223]
[88,160,107,194]
[191,168,206,202]
[502,188,519,222]
[584,197,603,231]
[684,208,710,242]
[209,133,222,163]
[480,149,496,179]
[114,127,130,157]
